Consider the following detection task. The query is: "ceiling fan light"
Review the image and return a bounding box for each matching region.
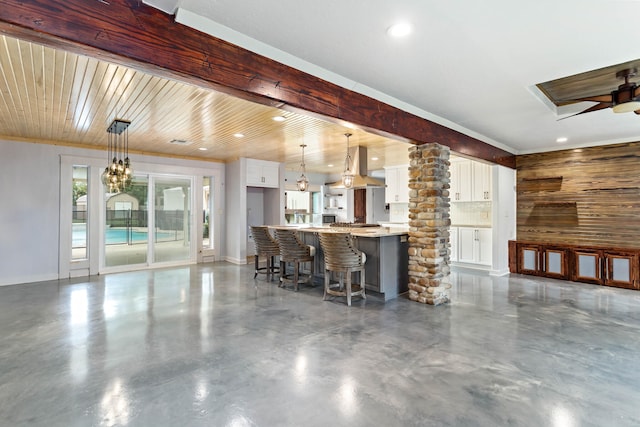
[612,101,640,113]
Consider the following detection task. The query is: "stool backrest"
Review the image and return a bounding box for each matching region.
[251,226,279,255]
[274,229,311,260]
[318,232,363,270]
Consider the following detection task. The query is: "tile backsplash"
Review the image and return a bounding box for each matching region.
[451,201,492,227]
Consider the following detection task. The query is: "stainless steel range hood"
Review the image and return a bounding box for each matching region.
[329,146,386,189]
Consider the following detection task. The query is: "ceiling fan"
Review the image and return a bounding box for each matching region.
[562,68,640,118]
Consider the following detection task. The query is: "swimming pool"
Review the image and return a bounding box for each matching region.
[72,223,177,246]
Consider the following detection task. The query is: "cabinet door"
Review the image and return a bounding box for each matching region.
[246,160,279,188]
[396,167,409,203]
[457,227,476,263]
[604,252,637,289]
[543,247,568,279]
[384,166,409,203]
[451,161,472,202]
[572,250,603,284]
[246,162,263,186]
[518,244,541,274]
[457,161,472,201]
[261,163,280,188]
[384,167,397,203]
[472,162,492,201]
[476,228,492,266]
[450,162,460,201]
[449,227,458,262]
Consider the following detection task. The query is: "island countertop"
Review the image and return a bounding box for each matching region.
[268,224,409,237]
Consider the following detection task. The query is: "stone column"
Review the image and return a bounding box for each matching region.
[407,143,451,305]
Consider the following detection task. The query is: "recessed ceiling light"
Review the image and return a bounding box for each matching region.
[233,133,244,138]
[371,157,379,161]
[272,116,286,122]
[387,22,412,38]
[556,137,568,143]
[198,147,208,151]
[327,164,334,168]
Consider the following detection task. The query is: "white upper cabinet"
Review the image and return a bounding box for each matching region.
[384,165,409,204]
[246,159,280,188]
[451,159,491,202]
[471,161,492,201]
[450,160,471,202]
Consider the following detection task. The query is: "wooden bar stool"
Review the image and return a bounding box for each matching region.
[250,226,280,281]
[318,232,366,306]
[274,228,315,291]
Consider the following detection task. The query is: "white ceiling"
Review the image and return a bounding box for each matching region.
[144,0,640,154]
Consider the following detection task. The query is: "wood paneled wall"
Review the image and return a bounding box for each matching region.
[516,142,640,248]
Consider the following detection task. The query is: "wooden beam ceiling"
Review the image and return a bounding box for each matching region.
[0,0,515,168]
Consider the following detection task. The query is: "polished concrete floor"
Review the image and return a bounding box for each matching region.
[2,263,640,426]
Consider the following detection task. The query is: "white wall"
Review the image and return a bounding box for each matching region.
[225,158,285,264]
[0,139,226,286]
[0,141,61,285]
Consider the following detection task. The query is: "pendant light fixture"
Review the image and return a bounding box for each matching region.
[341,133,355,189]
[297,144,309,192]
[101,119,133,193]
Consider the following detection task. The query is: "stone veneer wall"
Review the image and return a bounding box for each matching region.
[407,143,451,305]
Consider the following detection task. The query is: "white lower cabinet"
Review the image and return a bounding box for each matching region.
[457,227,492,266]
[450,227,458,262]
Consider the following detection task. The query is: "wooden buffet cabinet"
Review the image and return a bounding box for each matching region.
[509,240,639,290]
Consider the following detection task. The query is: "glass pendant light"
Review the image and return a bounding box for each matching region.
[101,119,133,193]
[341,133,354,188]
[297,144,309,192]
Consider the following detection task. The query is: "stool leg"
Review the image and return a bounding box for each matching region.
[346,269,352,306]
[294,261,300,291]
[323,269,329,301]
[254,255,259,278]
[279,260,285,287]
[361,268,366,300]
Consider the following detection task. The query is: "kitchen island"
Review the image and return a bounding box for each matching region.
[270,225,409,301]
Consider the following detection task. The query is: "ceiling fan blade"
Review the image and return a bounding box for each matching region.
[558,102,612,120]
[634,109,640,115]
[562,94,613,104]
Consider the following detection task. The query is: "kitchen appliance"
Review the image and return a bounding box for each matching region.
[322,214,337,224]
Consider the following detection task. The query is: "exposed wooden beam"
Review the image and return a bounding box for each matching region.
[0,0,515,168]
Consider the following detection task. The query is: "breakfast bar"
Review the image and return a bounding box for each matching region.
[270,224,409,301]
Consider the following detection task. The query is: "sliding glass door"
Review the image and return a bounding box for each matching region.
[152,176,191,263]
[104,175,149,268]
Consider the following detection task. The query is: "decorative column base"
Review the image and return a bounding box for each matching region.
[407,143,451,305]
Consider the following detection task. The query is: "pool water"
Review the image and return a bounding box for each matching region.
[73,224,176,246]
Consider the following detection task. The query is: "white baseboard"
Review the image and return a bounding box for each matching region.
[0,273,58,287]
[224,256,248,265]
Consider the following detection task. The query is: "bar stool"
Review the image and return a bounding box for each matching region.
[274,228,315,291]
[318,232,366,306]
[250,226,280,281]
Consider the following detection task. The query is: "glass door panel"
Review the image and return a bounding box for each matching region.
[153,177,191,263]
[203,177,211,248]
[104,175,149,267]
[72,166,88,260]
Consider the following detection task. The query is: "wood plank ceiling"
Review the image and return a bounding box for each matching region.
[0,34,415,174]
